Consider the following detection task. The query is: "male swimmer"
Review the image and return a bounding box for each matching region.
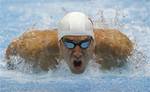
[5,12,133,74]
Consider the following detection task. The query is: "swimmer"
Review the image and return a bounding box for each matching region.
[5,12,133,74]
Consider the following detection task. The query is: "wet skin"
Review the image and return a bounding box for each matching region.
[59,35,94,74]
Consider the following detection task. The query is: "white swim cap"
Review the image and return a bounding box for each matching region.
[58,12,94,40]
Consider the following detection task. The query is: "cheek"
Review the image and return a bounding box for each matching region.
[84,49,93,59]
[62,48,72,59]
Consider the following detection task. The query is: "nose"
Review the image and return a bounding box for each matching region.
[73,45,82,59]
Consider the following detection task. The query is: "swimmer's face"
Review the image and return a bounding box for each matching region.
[60,36,94,74]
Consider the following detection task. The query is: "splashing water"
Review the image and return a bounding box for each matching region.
[0,0,150,92]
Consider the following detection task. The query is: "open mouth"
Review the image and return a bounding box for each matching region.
[73,60,82,68]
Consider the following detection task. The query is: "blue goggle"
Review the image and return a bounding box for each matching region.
[62,37,92,49]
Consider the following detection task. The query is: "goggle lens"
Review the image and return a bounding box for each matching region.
[64,42,75,49]
[80,41,90,49]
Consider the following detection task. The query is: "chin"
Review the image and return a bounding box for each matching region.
[71,68,85,74]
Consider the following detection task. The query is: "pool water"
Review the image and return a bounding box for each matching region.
[0,0,150,92]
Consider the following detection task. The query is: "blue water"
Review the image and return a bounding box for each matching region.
[0,0,150,92]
